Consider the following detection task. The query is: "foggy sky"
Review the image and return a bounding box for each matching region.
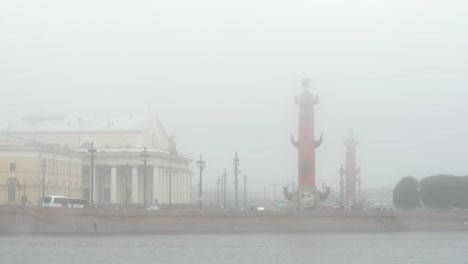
[1,0,467,194]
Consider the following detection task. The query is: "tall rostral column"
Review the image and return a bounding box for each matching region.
[286,79,326,208]
[344,130,360,208]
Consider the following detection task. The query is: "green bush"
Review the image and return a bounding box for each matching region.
[420,175,468,210]
[393,176,419,210]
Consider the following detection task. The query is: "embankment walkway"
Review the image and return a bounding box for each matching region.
[1,206,467,234]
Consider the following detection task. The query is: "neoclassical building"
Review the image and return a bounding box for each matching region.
[0,115,192,206]
[0,137,83,205]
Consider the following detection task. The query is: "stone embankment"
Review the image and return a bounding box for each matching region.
[1,206,467,234]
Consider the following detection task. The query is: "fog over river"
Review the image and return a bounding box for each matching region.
[1,233,467,264]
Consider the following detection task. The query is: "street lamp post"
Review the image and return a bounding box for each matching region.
[223,169,227,209]
[216,178,220,206]
[233,153,239,210]
[263,186,266,206]
[243,173,247,210]
[357,174,361,205]
[272,184,278,205]
[22,180,26,206]
[196,155,206,209]
[98,171,102,207]
[88,142,96,206]
[41,160,47,205]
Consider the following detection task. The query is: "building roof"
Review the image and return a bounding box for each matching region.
[1,114,158,132]
[0,114,193,158]
[0,135,84,157]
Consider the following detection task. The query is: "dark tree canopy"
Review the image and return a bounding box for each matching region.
[420,175,468,210]
[393,176,420,210]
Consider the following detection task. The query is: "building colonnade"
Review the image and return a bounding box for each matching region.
[84,165,191,206]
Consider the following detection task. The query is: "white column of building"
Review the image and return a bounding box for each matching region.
[171,170,175,204]
[181,171,185,203]
[185,171,190,203]
[169,169,173,204]
[158,168,164,204]
[110,166,117,204]
[131,166,138,204]
[183,171,188,204]
[183,171,188,203]
[172,170,177,204]
[179,170,183,203]
[187,172,192,204]
[152,166,160,204]
[176,171,182,203]
[188,171,192,204]
[160,168,167,204]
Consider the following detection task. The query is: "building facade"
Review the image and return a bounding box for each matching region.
[0,115,192,206]
[0,138,83,205]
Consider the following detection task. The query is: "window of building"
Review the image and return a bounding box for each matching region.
[9,163,16,172]
[8,182,15,201]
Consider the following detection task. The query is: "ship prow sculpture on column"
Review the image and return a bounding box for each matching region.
[284,79,330,209]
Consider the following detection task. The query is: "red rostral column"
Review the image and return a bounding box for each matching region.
[291,79,323,190]
[344,130,359,208]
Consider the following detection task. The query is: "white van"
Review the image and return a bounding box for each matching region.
[42,195,89,208]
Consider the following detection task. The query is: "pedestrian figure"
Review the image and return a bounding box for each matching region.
[93,221,97,232]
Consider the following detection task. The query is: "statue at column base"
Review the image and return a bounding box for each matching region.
[283,185,331,209]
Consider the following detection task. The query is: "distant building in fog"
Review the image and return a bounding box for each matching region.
[0,115,192,206]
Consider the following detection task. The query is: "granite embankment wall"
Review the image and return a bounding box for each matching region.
[1,206,467,234]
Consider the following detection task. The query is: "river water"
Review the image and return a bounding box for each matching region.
[1,232,467,264]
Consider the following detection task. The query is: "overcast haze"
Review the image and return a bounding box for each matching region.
[1,0,467,193]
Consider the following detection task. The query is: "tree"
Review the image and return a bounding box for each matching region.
[393,176,420,210]
[420,175,468,210]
